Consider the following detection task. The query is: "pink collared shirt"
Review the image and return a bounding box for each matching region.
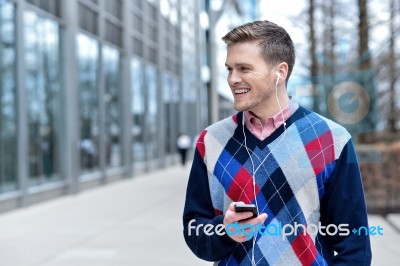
[244,98,299,140]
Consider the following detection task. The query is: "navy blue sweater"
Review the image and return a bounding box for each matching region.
[183,106,372,265]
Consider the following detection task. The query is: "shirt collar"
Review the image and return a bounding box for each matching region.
[244,97,299,130]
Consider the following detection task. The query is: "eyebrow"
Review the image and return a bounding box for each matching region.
[225,63,253,68]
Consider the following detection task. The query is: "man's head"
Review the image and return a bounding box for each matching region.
[222,20,295,81]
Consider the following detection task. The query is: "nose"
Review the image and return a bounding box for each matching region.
[228,70,241,85]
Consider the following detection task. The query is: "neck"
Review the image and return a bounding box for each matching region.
[249,91,290,124]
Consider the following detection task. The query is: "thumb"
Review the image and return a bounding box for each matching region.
[259,213,268,223]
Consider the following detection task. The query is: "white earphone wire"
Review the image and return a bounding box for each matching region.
[242,72,287,265]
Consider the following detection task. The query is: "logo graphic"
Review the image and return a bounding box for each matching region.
[289,38,380,140]
[327,81,370,125]
[188,219,384,241]
[288,39,382,163]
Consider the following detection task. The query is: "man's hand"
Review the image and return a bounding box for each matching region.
[223,202,268,243]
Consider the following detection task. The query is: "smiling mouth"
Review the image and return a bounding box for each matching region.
[234,88,250,95]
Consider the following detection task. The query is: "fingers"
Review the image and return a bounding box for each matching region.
[227,201,244,211]
[258,213,268,224]
[225,213,269,243]
[237,212,267,226]
[223,202,251,225]
[223,202,269,243]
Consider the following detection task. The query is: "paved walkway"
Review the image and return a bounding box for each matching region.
[0,164,399,265]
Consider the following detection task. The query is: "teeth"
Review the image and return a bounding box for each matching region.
[234,89,250,94]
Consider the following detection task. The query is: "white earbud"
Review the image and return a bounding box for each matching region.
[276,73,280,85]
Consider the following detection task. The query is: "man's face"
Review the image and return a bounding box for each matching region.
[225,41,276,114]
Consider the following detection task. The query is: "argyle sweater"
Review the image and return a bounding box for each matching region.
[183,105,372,266]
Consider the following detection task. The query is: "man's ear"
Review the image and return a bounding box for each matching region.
[276,62,289,82]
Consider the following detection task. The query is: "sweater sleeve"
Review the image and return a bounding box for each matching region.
[182,148,237,262]
[320,139,372,265]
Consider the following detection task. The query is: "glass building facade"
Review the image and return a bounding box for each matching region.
[0,1,17,193]
[0,0,207,212]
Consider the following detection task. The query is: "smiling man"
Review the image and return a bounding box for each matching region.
[183,20,371,265]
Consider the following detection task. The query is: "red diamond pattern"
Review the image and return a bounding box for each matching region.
[227,167,259,203]
[304,131,335,176]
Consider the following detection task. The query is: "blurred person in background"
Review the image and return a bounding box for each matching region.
[177,133,191,166]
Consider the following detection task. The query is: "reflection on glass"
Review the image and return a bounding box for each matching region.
[160,0,170,17]
[24,11,61,186]
[163,73,180,154]
[169,6,178,25]
[131,58,145,162]
[77,33,100,173]
[103,46,122,168]
[146,65,159,160]
[0,1,17,192]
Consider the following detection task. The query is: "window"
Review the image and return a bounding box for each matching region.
[103,45,122,168]
[26,0,61,18]
[145,64,159,160]
[78,2,98,35]
[77,33,100,173]
[133,36,143,57]
[0,0,17,192]
[24,11,62,185]
[132,12,143,34]
[163,74,180,155]
[105,20,122,47]
[160,0,170,18]
[105,0,122,18]
[131,58,145,163]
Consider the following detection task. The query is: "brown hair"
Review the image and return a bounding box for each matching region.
[222,20,295,80]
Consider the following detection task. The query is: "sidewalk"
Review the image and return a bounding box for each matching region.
[0,164,399,265]
[0,165,208,266]
[368,214,400,265]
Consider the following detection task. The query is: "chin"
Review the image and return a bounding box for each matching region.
[233,103,248,112]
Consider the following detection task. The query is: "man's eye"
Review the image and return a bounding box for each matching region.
[226,68,232,73]
[240,67,249,71]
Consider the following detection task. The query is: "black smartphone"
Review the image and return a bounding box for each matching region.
[234,203,258,219]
